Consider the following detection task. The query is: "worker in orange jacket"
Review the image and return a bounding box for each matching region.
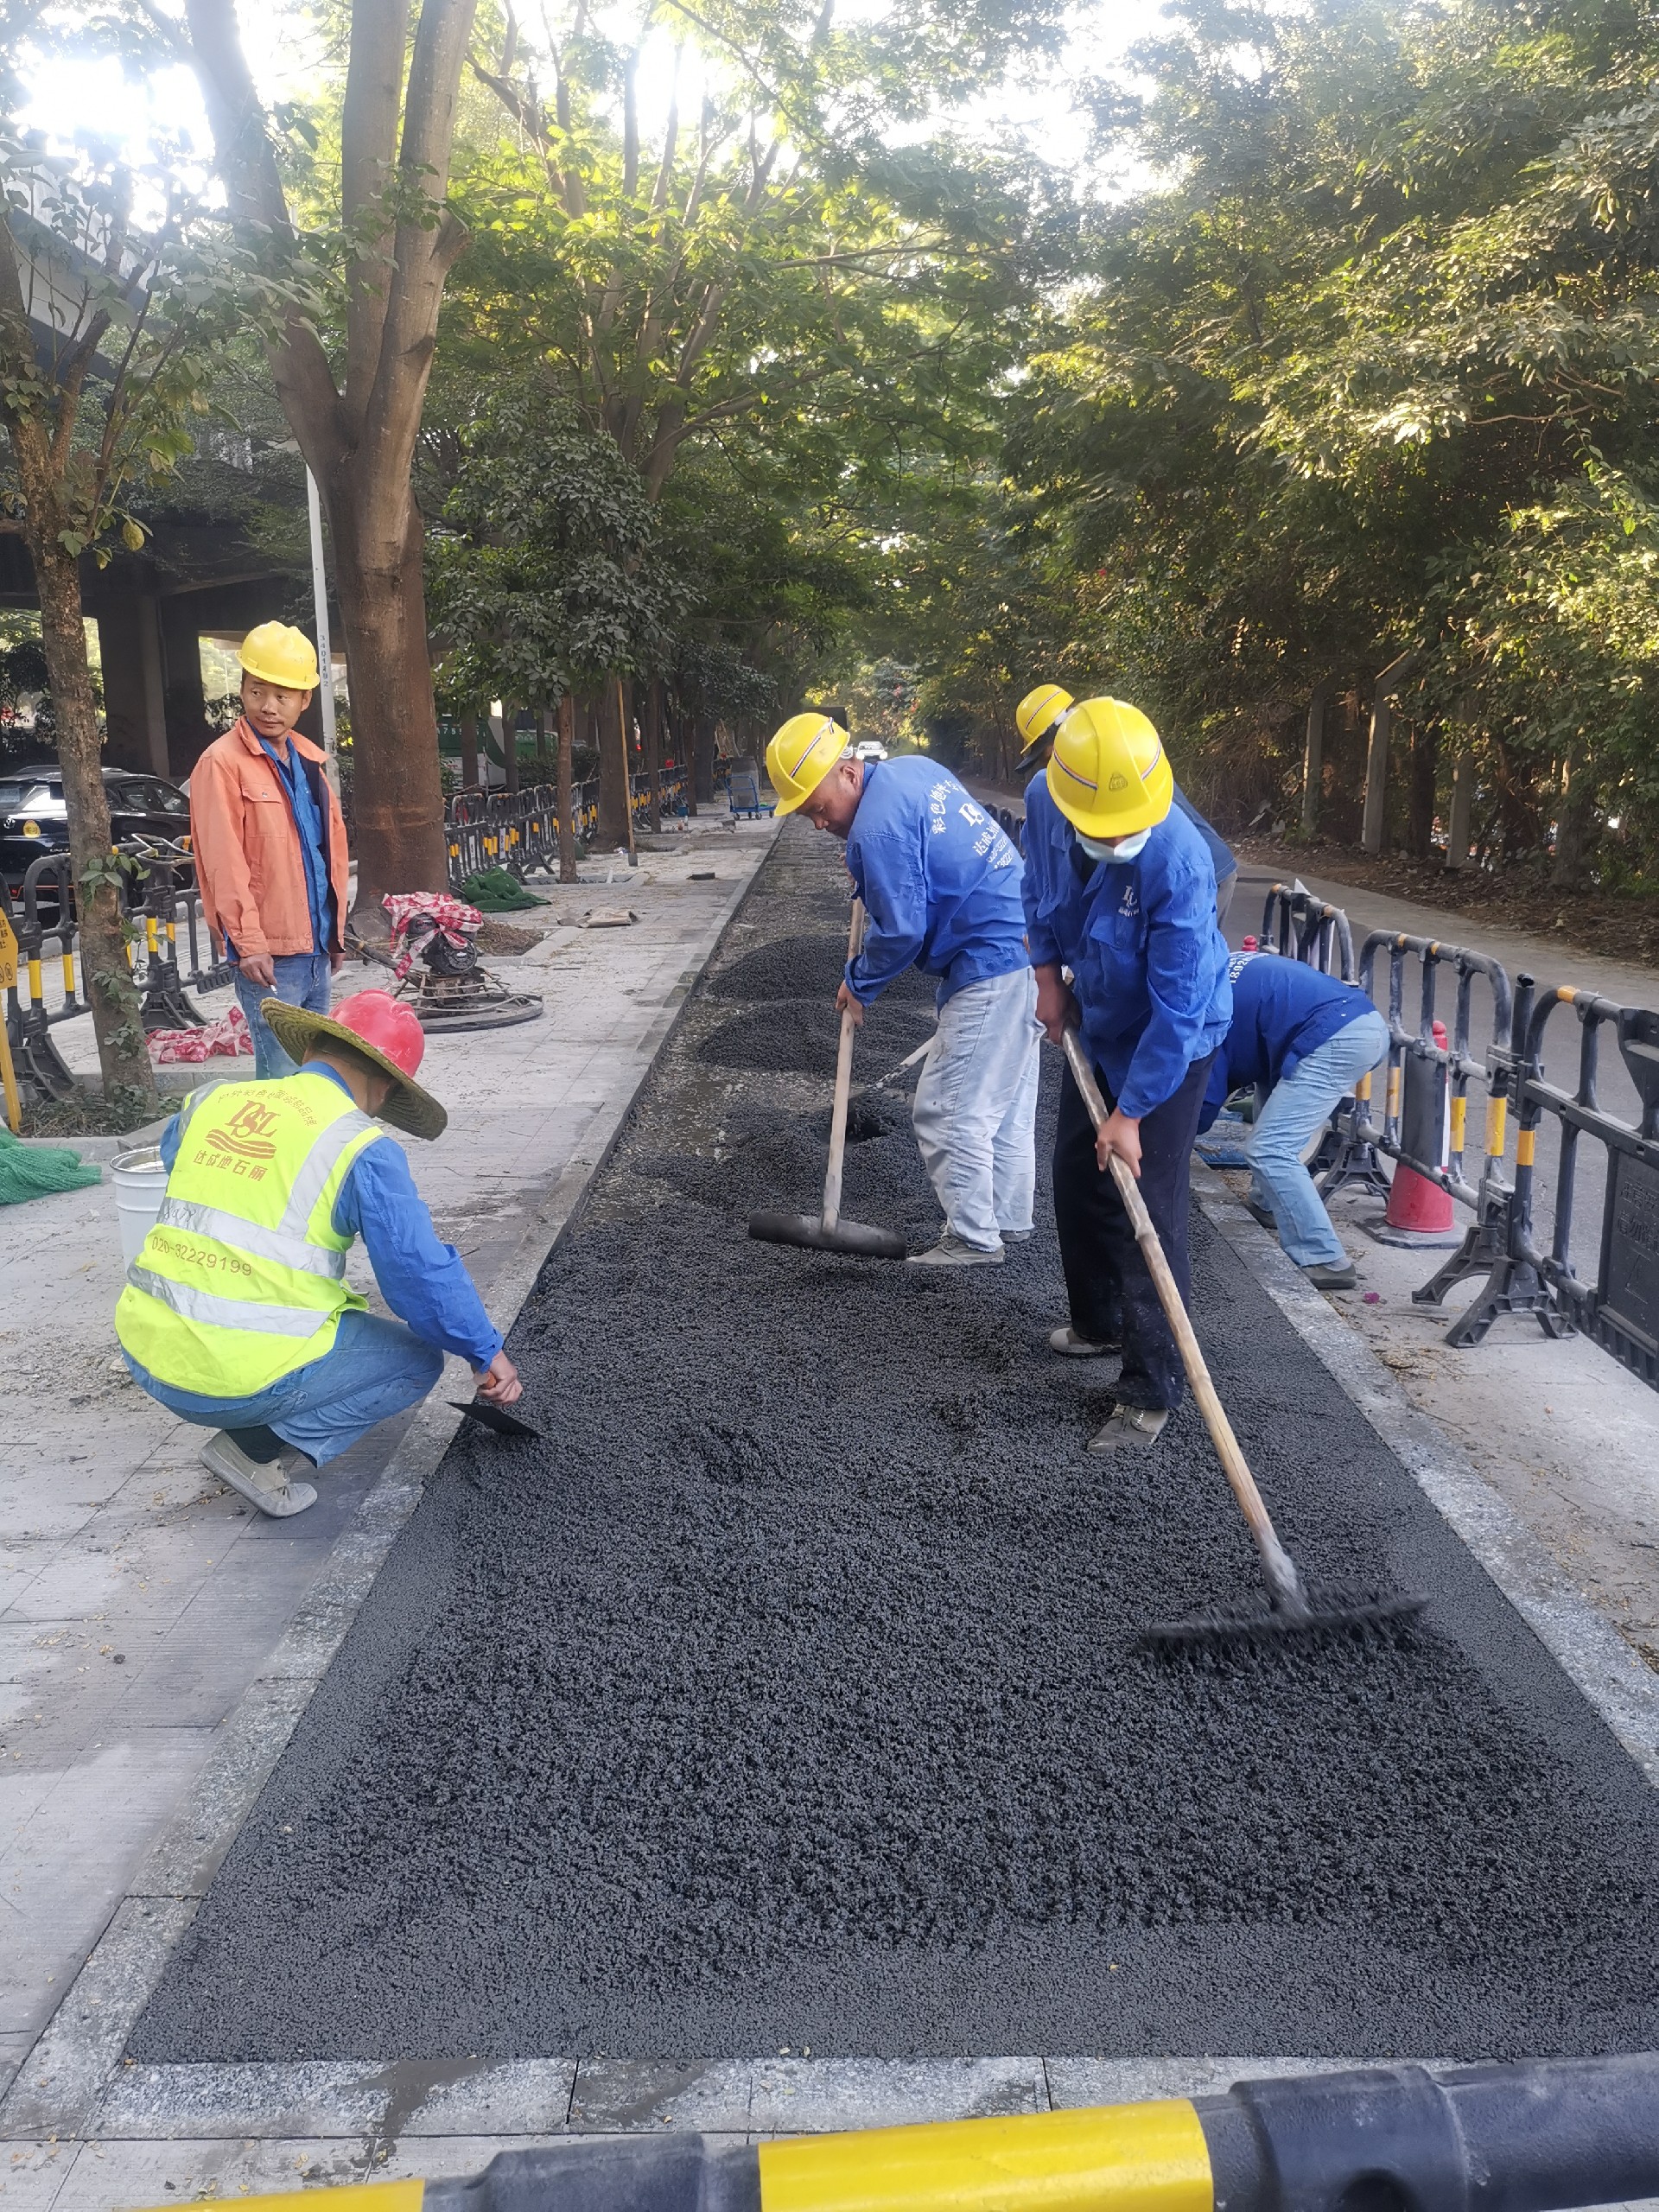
[189,624,350,1077]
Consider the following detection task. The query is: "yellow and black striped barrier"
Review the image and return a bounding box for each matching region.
[150,2056,1659,2212]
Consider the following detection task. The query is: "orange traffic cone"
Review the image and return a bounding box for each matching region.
[1370,1020,1463,1247]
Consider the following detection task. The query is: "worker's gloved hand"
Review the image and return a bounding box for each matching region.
[835,980,864,1027]
[1096,1108,1142,1179]
[1034,963,1078,1045]
[474,1351,522,1405]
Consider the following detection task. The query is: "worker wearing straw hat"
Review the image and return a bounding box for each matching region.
[116,990,520,1518]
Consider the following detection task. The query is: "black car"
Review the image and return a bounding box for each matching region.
[1,763,192,915]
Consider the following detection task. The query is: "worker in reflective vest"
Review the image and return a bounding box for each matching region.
[115,990,521,1518]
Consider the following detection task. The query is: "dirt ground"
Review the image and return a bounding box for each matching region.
[1235,836,1659,970]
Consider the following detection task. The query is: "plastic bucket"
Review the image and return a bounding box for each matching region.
[111,1146,168,1266]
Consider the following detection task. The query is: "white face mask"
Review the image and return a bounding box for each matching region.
[1077,827,1151,863]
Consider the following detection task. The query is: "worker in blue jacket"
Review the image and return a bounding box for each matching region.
[766,712,1037,1266]
[1024,696,1231,1450]
[1200,950,1389,1289]
[1014,683,1239,920]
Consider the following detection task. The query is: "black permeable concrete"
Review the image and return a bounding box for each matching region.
[130,826,1659,2064]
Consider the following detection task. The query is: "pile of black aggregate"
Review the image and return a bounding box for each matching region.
[130,823,1659,2064]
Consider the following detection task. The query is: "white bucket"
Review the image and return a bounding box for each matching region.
[111,1146,168,1267]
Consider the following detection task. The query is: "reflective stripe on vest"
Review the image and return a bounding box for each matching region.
[114,1071,384,1397]
[125,1264,336,1337]
[156,1198,348,1278]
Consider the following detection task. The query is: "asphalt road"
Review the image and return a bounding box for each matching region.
[130,823,1659,2064]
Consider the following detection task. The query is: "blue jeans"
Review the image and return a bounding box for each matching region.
[233,952,333,1079]
[1249,1009,1390,1267]
[911,965,1040,1249]
[124,1309,443,1467]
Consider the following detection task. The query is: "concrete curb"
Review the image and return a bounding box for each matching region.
[1192,1167,1659,1784]
[0,855,773,2148]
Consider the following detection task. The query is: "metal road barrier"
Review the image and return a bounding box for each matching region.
[1315,930,1516,1235]
[142,2054,1659,2212]
[443,771,690,890]
[1250,902,1659,1388]
[2,843,229,1104]
[1259,881,1355,978]
[1421,976,1659,1382]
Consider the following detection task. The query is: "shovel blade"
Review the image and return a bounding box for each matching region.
[747,1210,907,1260]
[448,1398,542,1440]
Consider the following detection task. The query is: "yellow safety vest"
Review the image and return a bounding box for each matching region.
[115,1071,385,1398]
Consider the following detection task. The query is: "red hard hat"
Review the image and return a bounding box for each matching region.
[334,989,426,1079]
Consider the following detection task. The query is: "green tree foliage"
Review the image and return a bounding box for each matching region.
[428,377,687,709]
[0,0,257,1103]
[917,0,1659,884]
[428,0,1068,732]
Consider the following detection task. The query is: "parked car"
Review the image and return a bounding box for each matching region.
[0,764,192,916]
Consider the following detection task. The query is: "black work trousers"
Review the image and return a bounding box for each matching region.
[1052,1049,1216,1412]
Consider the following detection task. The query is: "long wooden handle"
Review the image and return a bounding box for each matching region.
[1059,1027,1305,1609]
[822,898,867,1232]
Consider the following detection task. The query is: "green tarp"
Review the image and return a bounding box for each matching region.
[0,1125,102,1206]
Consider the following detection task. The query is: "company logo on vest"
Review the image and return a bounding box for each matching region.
[207,1096,282,1160]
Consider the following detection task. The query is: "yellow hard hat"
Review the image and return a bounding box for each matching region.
[238,622,320,691]
[766,711,848,815]
[1047,696,1174,840]
[1015,683,1073,760]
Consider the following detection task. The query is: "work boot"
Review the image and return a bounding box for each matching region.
[200,1431,318,1518]
[1244,1198,1277,1233]
[1303,1260,1357,1291]
[1048,1325,1117,1357]
[1088,1404,1169,1452]
[907,1232,1004,1268]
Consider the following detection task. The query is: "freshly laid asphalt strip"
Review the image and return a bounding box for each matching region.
[131,823,1659,2064]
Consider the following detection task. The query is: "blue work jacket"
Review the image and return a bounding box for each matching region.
[1199,951,1382,1128]
[844,757,1028,1008]
[1021,770,1231,1119]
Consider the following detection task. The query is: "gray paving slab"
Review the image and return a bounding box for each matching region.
[93,2060,581,2142]
[747,2060,1045,2132]
[3,1901,196,2136]
[569,2063,752,2135]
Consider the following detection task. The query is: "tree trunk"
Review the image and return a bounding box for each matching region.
[597,678,629,849]
[459,711,479,789]
[503,702,520,796]
[1552,747,1595,890]
[556,694,577,883]
[1301,678,1332,836]
[645,677,663,833]
[35,544,156,1105]
[693,716,717,807]
[329,501,448,929]
[1408,723,1439,860]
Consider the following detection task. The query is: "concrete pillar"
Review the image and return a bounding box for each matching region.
[159,600,213,778]
[98,595,168,775]
[1445,752,1475,870]
[1301,678,1332,836]
[1362,652,1418,855]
